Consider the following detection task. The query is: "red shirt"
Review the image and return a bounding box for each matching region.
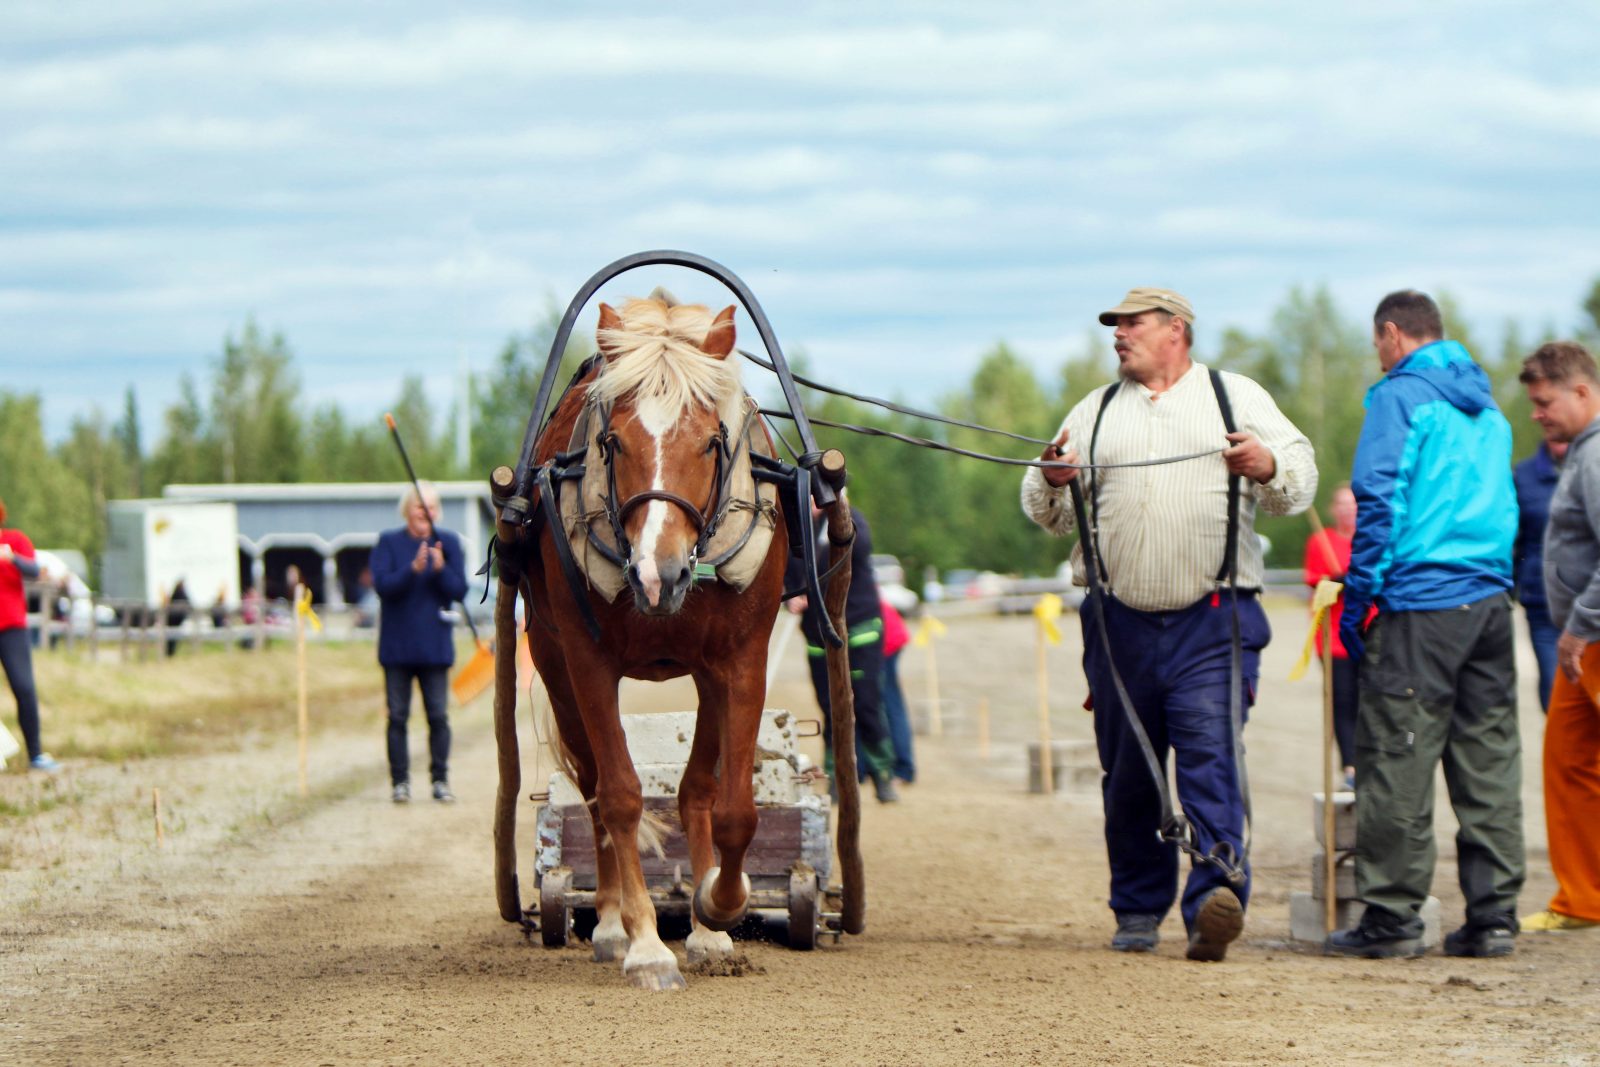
[880,598,909,658]
[0,529,36,632]
[1303,528,1352,659]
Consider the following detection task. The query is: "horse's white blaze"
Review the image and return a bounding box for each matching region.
[633,405,671,606]
[685,925,734,964]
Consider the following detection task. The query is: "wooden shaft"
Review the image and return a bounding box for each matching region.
[492,577,525,924]
[821,495,866,936]
[1036,628,1054,794]
[296,586,309,799]
[152,787,164,848]
[1322,608,1338,933]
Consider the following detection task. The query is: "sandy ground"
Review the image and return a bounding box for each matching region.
[3,599,1598,1067]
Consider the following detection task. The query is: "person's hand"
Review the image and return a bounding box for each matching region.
[1223,431,1277,484]
[1339,598,1371,662]
[1040,429,1080,488]
[412,542,429,574]
[1558,630,1588,682]
[0,544,12,563]
[786,595,808,615]
[427,543,445,572]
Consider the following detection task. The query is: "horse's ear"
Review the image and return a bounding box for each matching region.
[702,306,736,359]
[597,303,623,359]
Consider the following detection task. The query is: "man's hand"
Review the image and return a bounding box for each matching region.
[428,543,444,572]
[1223,431,1277,484]
[1339,598,1371,662]
[1040,429,1080,488]
[787,595,808,615]
[1558,630,1588,682]
[411,542,430,574]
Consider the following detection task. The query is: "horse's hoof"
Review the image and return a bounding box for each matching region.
[685,927,735,964]
[592,934,628,963]
[692,867,751,932]
[623,949,686,992]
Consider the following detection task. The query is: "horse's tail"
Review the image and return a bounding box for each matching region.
[542,700,668,862]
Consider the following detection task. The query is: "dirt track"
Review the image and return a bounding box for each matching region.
[4,602,1598,1066]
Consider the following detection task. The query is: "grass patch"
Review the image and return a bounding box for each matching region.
[9,640,428,762]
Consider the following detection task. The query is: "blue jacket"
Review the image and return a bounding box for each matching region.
[1513,443,1561,607]
[371,525,468,667]
[1346,339,1515,613]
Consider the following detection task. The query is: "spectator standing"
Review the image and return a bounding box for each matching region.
[1517,341,1600,934]
[1325,290,1523,960]
[0,499,60,772]
[371,482,467,804]
[784,500,900,803]
[1022,287,1316,961]
[878,597,915,784]
[1514,437,1568,711]
[1302,484,1360,785]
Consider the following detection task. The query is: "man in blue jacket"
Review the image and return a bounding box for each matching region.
[371,482,468,804]
[1325,290,1524,960]
[1514,436,1566,711]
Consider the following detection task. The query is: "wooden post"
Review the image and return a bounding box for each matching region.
[818,451,865,936]
[1036,623,1054,794]
[295,584,309,799]
[923,620,943,737]
[1322,599,1338,934]
[152,787,165,848]
[492,574,524,924]
[978,695,990,760]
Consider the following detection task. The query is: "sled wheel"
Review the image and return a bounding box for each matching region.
[540,868,572,948]
[787,868,819,951]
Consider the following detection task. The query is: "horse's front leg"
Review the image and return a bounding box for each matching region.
[585,704,684,991]
[680,689,733,963]
[691,665,762,935]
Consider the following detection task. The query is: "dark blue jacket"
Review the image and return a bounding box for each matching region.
[1513,443,1561,607]
[371,525,468,667]
[1346,339,1515,613]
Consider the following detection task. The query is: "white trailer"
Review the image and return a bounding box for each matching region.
[102,500,242,609]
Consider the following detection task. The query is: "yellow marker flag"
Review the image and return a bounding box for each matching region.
[1289,579,1343,681]
[296,585,323,633]
[912,613,947,648]
[1033,592,1064,645]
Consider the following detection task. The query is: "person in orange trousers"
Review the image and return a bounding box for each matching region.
[1519,341,1600,932]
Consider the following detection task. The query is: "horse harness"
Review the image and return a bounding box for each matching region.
[1071,368,1253,887]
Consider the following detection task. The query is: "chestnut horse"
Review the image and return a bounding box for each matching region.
[512,296,787,990]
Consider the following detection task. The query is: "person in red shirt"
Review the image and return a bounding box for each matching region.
[1303,484,1358,785]
[0,499,60,772]
[879,597,915,784]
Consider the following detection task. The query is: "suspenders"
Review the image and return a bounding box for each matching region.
[1086,367,1242,591]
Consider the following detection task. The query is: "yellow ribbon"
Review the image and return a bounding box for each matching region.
[295,585,323,633]
[912,613,947,648]
[1033,592,1063,645]
[1289,579,1343,681]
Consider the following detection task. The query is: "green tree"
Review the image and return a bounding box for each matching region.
[0,392,95,553]
[147,375,216,489]
[113,385,144,497]
[210,319,302,483]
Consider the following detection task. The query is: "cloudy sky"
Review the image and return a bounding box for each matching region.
[5,1,1600,443]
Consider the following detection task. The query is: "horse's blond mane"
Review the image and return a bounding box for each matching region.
[591,298,743,424]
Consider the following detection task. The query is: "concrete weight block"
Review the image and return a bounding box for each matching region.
[1309,852,1357,901]
[1028,740,1098,793]
[1290,891,1442,948]
[1312,790,1356,850]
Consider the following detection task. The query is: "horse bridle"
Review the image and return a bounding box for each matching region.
[594,403,735,578]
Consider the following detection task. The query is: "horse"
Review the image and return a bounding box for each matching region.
[504,295,788,991]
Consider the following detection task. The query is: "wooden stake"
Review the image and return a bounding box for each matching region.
[152,786,165,848]
[1322,604,1338,934]
[978,696,990,760]
[295,583,309,799]
[1036,625,1054,794]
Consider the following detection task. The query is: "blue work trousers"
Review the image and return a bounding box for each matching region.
[1523,601,1559,712]
[1081,591,1268,930]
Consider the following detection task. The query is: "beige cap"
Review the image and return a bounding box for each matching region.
[1098,287,1195,326]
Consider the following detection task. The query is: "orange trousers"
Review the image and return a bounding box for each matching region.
[1543,643,1600,921]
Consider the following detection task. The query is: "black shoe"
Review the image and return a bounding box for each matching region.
[872,774,899,804]
[1186,887,1245,962]
[1111,913,1161,953]
[1324,907,1426,959]
[1444,916,1516,958]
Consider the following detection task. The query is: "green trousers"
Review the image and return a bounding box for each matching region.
[1354,593,1525,929]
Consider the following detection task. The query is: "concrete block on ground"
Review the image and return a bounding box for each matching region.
[1290,891,1441,948]
[1027,740,1098,793]
[1309,851,1357,900]
[1312,790,1356,850]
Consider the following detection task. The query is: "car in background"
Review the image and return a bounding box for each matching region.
[869,554,920,614]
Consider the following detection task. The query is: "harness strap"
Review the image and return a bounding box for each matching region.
[534,465,604,643]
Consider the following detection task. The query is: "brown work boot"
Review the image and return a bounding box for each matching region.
[1187,887,1244,962]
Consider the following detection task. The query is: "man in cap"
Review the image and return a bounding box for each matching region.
[1022,288,1316,961]
[1325,289,1522,960]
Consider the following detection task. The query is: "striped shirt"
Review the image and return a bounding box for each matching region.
[1021,362,1316,612]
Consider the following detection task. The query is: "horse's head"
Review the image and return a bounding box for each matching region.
[591,296,743,617]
